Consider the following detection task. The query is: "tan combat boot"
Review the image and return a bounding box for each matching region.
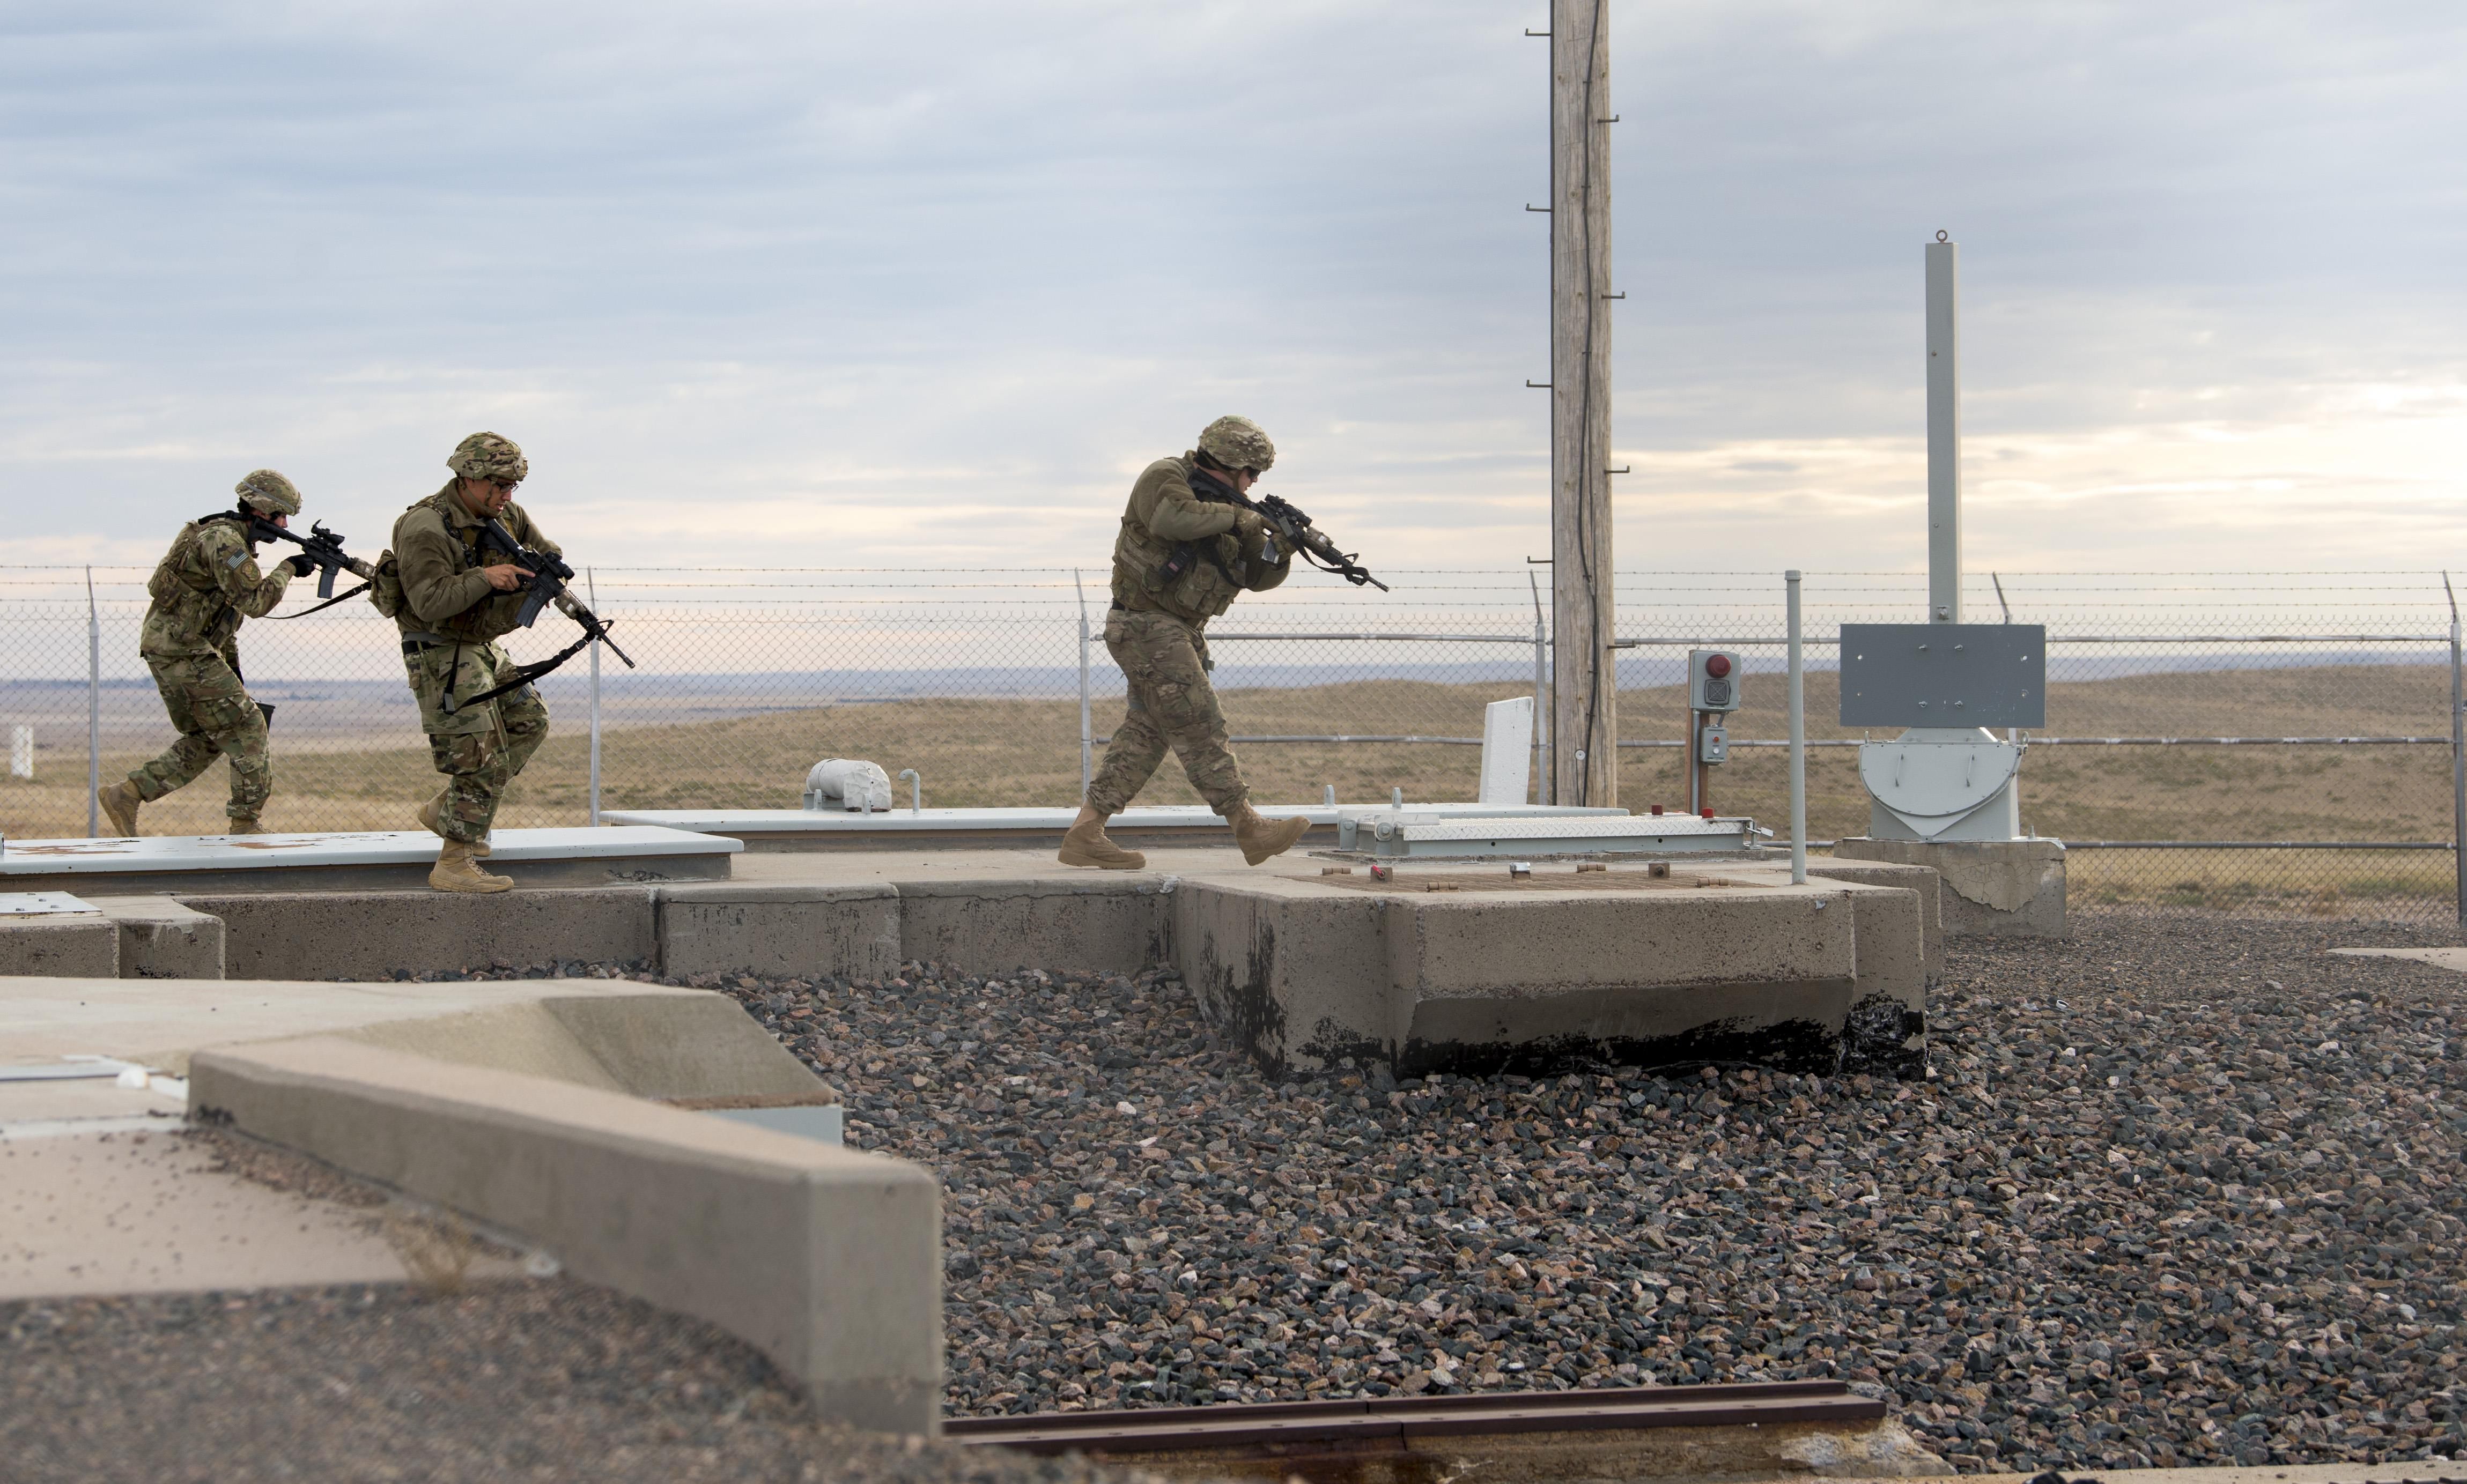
[1229,803,1310,866]
[96,781,142,837]
[225,817,264,836]
[418,790,488,855]
[1058,815,1146,871]
[430,838,513,894]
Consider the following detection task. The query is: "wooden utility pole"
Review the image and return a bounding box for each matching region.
[1549,0,1616,804]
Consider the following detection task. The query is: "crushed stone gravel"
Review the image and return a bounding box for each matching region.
[0,1281,1142,1484]
[704,910,2467,1474]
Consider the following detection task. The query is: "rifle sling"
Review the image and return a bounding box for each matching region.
[269,580,373,619]
[453,632,595,712]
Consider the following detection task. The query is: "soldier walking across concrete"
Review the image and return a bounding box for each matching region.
[380,432,558,894]
[97,471,322,837]
[1062,416,1313,871]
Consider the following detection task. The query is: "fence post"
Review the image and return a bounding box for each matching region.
[2449,573,2463,928]
[587,566,602,827]
[1075,568,1093,797]
[1530,570,1551,805]
[1788,569,1806,885]
[86,566,100,837]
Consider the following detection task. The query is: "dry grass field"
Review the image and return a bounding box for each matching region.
[2,663,2453,916]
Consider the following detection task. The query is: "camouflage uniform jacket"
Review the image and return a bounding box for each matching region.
[1109,453,1291,625]
[139,517,292,663]
[391,486,563,643]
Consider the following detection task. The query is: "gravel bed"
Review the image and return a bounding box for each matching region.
[708,910,2467,1474]
[0,1280,1140,1484]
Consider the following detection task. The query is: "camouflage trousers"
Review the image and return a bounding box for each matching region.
[1087,608,1247,816]
[405,640,550,843]
[130,652,270,821]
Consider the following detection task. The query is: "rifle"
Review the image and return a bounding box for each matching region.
[437,517,639,717]
[219,513,379,617]
[475,518,637,669]
[1254,493,1388,591]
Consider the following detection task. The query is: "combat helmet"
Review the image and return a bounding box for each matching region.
[234,469,302,517]
[447,431,529,485]
[1196,415,1275,474]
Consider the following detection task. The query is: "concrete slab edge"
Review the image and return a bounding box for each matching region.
[187,1034,943,1435]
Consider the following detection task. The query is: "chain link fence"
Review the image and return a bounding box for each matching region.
[2,566,2457,924]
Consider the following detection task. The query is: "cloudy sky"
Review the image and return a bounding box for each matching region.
[3,1,2461,575]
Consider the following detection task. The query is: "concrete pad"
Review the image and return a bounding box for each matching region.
[0,1126,415,1299]
[656,881,903,982]
[0,826,739,895]
[86,894,226,979]
[188,1035,941,1433]
[0,915,118,977]
[897,875,1173,975]
[1807,860,1943,986]
[1833,836,2066,938]
[180,886,658,980]
[2330,947,2467,970]
[1177,863,1923,1080]
[0,975,698,1075]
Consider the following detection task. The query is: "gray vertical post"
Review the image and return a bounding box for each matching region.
[1926,235,1960,624]
[85,566,100,837]
[2449,574,2463,928]
[587,566,602,827]
[1788,569,1806,884]
[1075,568,1093,797]
[1530,570,1550,804]
[1549,0,1616,805]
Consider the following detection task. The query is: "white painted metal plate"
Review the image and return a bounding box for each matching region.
[0,892,100,917]
[1858,737,2023,823]
[600,803,1627,834]
[0,827,740,877]
[1477,697,1535,805]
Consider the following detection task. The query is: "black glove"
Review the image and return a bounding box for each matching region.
[283,553,319,577]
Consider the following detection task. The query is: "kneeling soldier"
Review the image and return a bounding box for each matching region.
[390,432,556,893]
[98,471,317,837]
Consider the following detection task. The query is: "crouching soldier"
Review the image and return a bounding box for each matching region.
[98,471,318,837]
[1062,415,1313,871]
[386,432,556,893]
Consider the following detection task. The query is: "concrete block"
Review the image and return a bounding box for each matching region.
[189,1036,941,1434]
[85,895,226,980]
[1177,876,1871,1080]
[1833,837,2066,938]
[656,882,901,983]
[1813,878,1928,1078]
[176,888,658,980]
[1807,860,1943,985]
[0,917,117,977]
[895,876,1171,976]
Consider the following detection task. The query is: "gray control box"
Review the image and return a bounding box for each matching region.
[1838,624,2047,728]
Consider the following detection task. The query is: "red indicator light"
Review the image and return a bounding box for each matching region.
[1705,654,1732,678]
[1650,805,1664,815]
[1701,807,1714,819]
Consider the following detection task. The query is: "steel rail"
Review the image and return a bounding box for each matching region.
[1099,735,2454,748]
[944,1379,1882,1456]
[1609,635,2445,647]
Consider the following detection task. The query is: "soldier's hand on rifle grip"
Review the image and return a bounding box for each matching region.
[481,563,533,592]
[282,553,319,577]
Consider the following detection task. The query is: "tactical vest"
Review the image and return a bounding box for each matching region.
[386,490,527,642]
[142,517,251,654]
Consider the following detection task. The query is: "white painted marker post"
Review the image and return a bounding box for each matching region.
[1787,569,1806,885]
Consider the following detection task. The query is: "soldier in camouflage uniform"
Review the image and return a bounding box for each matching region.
[386,432,557,893]
[96,471,320,837]
[1062,415,1313,871]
